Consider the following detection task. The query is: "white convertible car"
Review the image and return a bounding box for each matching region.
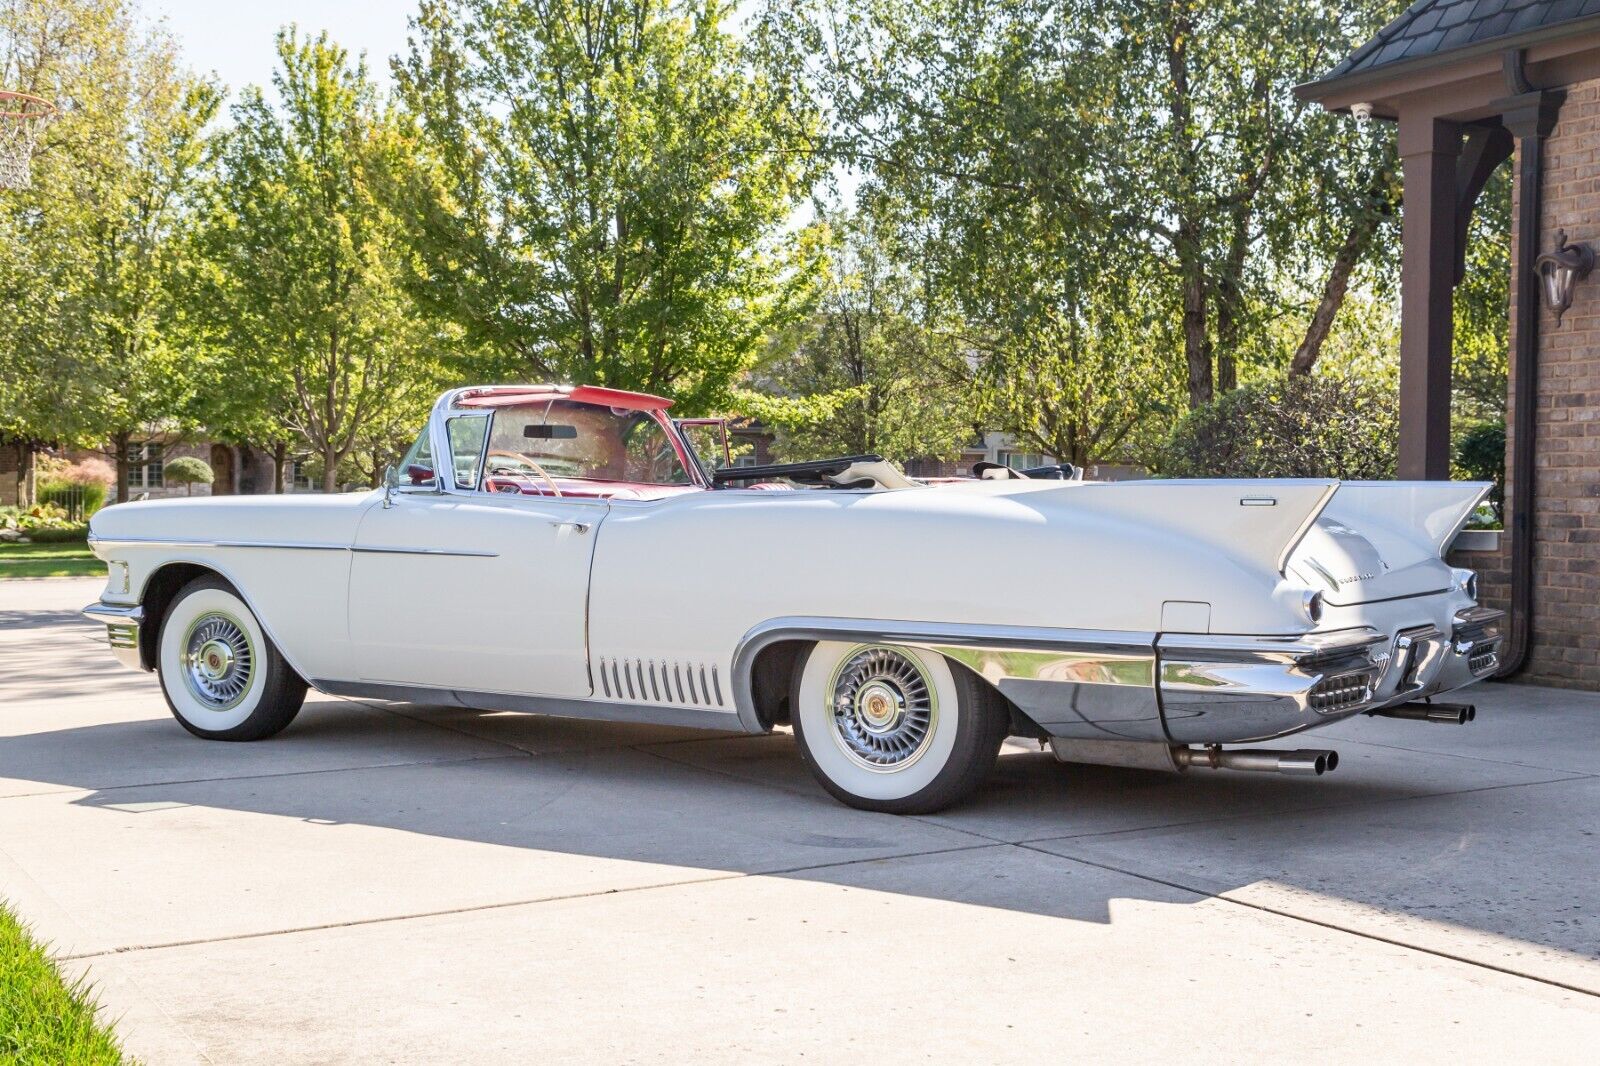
[85,384,1503,812]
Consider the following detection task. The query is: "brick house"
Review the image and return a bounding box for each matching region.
[1302,1,1600,688]
[3,436,309,507]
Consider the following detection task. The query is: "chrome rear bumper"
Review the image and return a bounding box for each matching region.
[1158,607,1504,744]
[83,602,145,670]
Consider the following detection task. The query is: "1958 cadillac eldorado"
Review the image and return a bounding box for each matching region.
[84,384,1504,813]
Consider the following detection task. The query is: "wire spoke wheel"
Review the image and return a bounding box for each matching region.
[827,645,939,772]
[181,612,255,711]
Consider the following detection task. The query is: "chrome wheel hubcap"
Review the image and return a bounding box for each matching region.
[182,613,254,711]
[827,646,937,772]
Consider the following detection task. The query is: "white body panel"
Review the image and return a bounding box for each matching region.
[349,493,604,697]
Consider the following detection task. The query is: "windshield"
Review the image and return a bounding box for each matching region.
[480,399,692,486]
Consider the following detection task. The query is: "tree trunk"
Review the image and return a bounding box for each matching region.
[1214,205,1254,394]
[113,431,132,504]
[322,445,339,493]
[274,441,287,494]
[1182,270,1212,408]
[1290,212,1380,377]
[17,441,36,508]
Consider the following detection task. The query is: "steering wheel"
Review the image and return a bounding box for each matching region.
[485,450,563,497]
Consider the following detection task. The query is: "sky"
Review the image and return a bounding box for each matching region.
[148,0,416,97]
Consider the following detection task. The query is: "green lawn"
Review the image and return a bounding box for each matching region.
[0,542,104,580]
[0,902,128,1064]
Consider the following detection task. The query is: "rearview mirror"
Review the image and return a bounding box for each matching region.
[524,424,577,439]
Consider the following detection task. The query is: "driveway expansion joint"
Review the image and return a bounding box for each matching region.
[59,840,1011,963]
[1013,842,1600,1000]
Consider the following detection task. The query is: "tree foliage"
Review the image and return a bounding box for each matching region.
[390,0,825,412]
[0,0,218,502]
[1455,419,1505,524]
[162,454,212,494]
[749,215,973,463]
[1158,374,1398,480]
[194,30,446,492]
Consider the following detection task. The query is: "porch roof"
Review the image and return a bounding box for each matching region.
[1303,0,1600,100]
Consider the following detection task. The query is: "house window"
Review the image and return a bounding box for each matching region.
[290,459,313,490]
[128,442,164,489]
[1000,450,1053,471]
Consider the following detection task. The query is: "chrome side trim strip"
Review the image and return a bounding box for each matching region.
[313,679,741,732]
[89,534,497,558]
[217,540,349,551]
[350,545,500,558]
[1157,628,1385,666]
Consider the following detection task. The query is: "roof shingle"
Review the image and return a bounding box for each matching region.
[1317,0,1600,83]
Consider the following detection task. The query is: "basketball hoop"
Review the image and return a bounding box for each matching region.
[0,91,56,190]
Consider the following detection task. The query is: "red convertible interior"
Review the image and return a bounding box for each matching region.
[404,385,712,501]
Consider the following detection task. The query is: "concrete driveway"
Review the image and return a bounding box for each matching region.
[2,577,1598,1063]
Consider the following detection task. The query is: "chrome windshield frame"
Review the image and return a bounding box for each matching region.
[424,385,710,496]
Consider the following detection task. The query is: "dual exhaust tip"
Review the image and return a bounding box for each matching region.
[1172,746,1338,776]
[1369,701,1476,725]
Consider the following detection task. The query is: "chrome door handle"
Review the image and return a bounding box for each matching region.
[549,520,591,534]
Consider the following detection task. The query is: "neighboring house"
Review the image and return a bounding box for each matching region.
[1,435,318,507]
[1301,1,1600,689]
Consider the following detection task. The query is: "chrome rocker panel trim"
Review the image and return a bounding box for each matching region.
[312,679,742,733]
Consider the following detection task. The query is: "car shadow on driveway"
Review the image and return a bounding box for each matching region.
[1,696,1596,990]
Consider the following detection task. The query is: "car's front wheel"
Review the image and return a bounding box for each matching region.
[157,576,307,740]
[790,641,1009,814]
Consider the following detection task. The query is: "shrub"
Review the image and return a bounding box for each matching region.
[37,482,107,519]
[1158,375,1399,480]
[1455,420,1506,524]
[162,456,214,495]
[0,504,87,542]
[22,523,90,543]
[35,458,115,519]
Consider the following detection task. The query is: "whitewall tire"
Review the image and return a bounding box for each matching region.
[790,641,1009,814]
[157,576,307,741]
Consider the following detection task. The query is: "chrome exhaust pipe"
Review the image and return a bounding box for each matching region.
[1172,746,1339,776]
[1369,701,1476,725]
[1048,739,1339,776]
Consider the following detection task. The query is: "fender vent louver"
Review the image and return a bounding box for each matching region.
[598,657,724,708]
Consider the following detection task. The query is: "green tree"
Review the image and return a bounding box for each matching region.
[1452,167,1510,424]
[0,0,218,502]
[196,29,444,492]
[750,216,972,463]
[754,0,1407,436]
[390,0,825,411]
[162,455,213,495]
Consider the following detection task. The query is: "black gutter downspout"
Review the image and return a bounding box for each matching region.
[1494,51,1565,678]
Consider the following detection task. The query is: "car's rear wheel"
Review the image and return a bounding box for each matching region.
[157,576,307,740]
[790,641,1008,813]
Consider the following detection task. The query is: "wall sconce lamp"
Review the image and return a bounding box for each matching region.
[1535,229,1596,326]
